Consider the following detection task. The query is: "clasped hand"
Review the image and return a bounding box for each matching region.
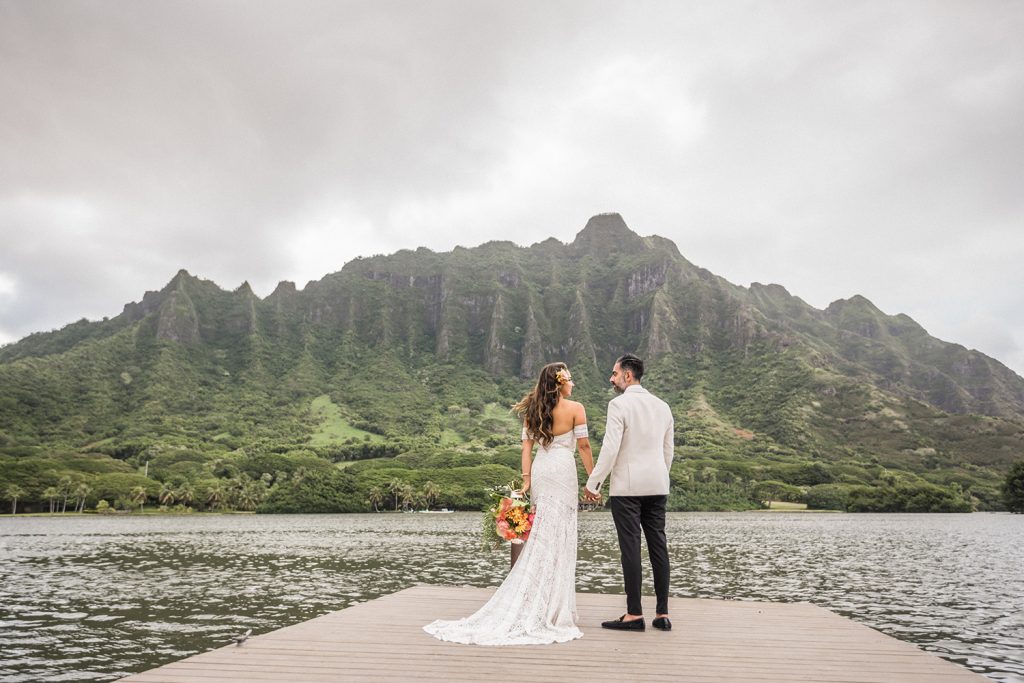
[581,487,601,503]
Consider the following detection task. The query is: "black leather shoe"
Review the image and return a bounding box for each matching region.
[652,616,672,631]
[601,615,645,631]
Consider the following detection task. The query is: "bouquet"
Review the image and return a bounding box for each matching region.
[481,483,535,550]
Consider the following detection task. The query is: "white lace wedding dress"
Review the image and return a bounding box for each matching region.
[423,425,587,645]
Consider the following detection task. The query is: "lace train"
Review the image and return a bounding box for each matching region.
[423,438,582,646]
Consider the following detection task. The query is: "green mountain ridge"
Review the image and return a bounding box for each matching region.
[2,213,1022,513]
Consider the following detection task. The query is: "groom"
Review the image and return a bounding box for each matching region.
[584,353,674,632]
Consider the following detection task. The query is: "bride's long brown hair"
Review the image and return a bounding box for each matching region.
[513,362,568,446]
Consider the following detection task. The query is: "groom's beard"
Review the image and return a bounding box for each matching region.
[612,383,625,395]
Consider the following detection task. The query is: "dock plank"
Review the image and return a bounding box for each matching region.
[119,585,984,682]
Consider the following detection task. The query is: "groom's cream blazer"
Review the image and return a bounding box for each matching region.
[585,384,674,497]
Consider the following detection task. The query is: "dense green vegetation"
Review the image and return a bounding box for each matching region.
[2,214,1022,514]
[1004,462,1024,513]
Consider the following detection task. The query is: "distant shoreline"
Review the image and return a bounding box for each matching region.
[9,509,999,518]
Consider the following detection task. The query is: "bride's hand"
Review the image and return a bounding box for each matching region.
[520,480,531,495]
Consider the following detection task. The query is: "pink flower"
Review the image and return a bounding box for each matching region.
[496,519,510,535]
[499,497,513,515]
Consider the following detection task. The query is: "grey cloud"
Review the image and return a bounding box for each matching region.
[1,1,1023,375]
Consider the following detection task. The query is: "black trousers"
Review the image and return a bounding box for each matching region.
[610,494,670,616]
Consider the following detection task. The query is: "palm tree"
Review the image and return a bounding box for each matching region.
[250,479,268,508]
[177,484,195,509]
[236,488,255,511]
[5,484,26,515]
[236,480,262,511]
[129,486,147,513]
[206,483,224,511]
[58,476,73,513]
[158,482,176,507]
[43,486,59,514]
[226,477,246,509]
[422,481,441,510]
[73,483,91,513]
[400,483,416,511]
[368,486,384,512]
[387,478,404,511]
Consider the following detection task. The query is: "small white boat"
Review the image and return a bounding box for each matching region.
[419,508,455,514]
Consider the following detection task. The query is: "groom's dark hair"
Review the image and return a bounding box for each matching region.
[616,353,644,381]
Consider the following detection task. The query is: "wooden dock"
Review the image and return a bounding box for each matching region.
[120,584,984,682]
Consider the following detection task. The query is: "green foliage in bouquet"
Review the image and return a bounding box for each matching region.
[481,483,533,551]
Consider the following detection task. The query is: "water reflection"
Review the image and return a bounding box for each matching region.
[0,512,1021,682]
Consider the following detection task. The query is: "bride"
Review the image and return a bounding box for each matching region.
[423,362,595,645]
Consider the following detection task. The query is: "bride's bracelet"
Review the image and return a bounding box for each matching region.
[522,473,531,478]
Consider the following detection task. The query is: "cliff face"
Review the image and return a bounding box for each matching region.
[155,281,200,345]
[2,213,1023,468]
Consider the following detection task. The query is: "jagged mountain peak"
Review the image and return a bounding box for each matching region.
[571,212,644,252]
[530,236,564,250]
[269,281,297,298]
[826,294,882,314]
[750,282,792,297]
[168,268,196,287]
[643,234,682,258]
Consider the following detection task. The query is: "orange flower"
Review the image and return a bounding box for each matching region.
[484,485,534,548]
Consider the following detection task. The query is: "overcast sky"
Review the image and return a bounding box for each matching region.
[2,1,1023,376]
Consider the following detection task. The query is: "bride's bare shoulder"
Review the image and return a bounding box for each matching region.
[563,399,588,419]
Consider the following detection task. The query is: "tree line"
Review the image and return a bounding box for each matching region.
[6,460,1022,514]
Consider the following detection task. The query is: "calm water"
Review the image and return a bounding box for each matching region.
[1,512,1021,682]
